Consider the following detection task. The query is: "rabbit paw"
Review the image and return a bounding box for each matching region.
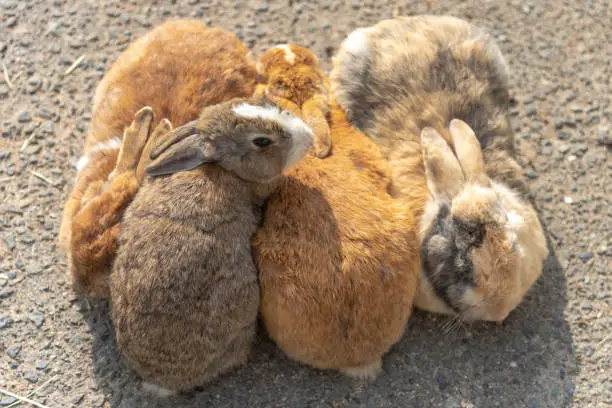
[339,359,382,381]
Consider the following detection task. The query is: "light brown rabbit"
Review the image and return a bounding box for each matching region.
[250,46,420,379]
[253,44,332,158]
[331,15,549,322]
[110,99,314,394]
[59,20,257,297]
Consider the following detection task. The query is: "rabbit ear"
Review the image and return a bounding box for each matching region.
[145,131,219,177]
[149,121,200,160]
[421,127,465,200]
[449,119,490,187]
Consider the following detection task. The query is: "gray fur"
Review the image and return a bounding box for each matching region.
[110,99,312,392]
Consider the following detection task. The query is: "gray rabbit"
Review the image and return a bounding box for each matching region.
[110,100,313,394]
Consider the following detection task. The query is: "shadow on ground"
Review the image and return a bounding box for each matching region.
[78,223,576,408]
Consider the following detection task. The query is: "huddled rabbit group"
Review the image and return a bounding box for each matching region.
[59,16,549,394]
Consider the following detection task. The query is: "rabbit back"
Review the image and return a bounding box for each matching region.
[87,20,256,153]
[254,104,420,372]
[111,168,260,391]
[331,14,527,197]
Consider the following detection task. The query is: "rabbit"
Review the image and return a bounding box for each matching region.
[249,45,420,379]
[58,19,258,297]
[330,15,549,322]
[110,98,314,393]
[253,44,332,158]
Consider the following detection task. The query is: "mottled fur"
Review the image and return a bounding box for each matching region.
[252,46,420,379]
[59,20,257,297]
[331,16,548,321]
[110,99,313,393]
[254,44,332,158]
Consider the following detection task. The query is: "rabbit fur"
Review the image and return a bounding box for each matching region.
[252,45,420,379]
[253,44,332,158]
[110,98,314,393]
[330,15,548,322]
[59,20,257,297]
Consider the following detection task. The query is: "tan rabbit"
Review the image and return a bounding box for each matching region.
[110,99,314,393]
[59,20,257,297]
[331,15,548,322]
[253,44,332,158]
[250,46,420,379]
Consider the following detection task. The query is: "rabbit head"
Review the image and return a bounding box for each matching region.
[146,100,314,183]
[256,44,325,105]
[418,119,547,323]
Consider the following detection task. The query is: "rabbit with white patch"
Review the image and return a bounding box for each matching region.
[110,99,313,393]
[59,20,257,297]
[331,15,548,322]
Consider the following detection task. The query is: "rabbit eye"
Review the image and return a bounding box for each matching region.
[253,137,272,148]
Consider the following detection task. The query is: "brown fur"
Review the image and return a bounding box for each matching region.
[252,46,420,378]
[58,20,257,297]
[253,44,332,158]
[330,16,548,321]
[111,99,312,393]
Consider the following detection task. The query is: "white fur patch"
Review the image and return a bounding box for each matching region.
[274,44,296,64]
[340,359,382,381]
[75,156,90,172]
[75,137,122,173]
[231,103,314,170]
[141,381,176,397]
[342,28,371,58]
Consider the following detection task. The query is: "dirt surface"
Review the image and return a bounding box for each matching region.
[0,0,610,407]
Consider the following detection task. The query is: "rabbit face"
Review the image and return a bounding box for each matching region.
[420,184,522,323]
[418,120,538,323]
[146,101,314,183]
[257,45,324,106]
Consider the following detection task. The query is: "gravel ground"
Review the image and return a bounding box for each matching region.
[0,1,610,407]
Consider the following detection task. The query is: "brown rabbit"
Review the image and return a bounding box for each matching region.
[110,99,314,393]
[59,20,257,297]
[331,15,548,322]
[253,44,332,158]
[250,46,420,379]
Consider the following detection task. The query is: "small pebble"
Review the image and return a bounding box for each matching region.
[36,360,48,370]
[0,397,18,406]
[564,379,574,397]
[526,397,541,408]
[17,111,32,123]
[0,315,13,329]
[6,345,21,359]
[0,289,14,299]
[23,371,38,383]
[577,252,594,262]
[435,373,450,390]
[524,103,537,116]
[29,311,45,328]
[557,130,570,140]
